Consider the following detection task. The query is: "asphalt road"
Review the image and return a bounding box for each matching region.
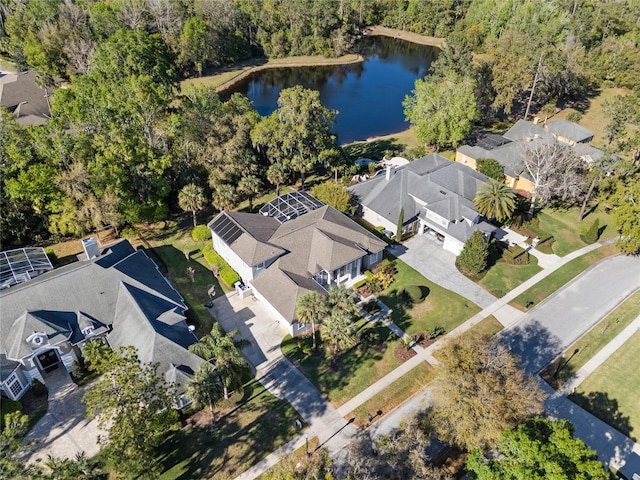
[499,254,640,374]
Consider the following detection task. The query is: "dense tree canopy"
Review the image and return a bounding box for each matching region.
[467,418,608,480]
[430,334,543,451]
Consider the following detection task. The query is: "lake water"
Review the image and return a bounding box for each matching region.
[225,37,438,144]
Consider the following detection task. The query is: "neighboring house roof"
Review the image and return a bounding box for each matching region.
[503,119,549,142]
[349,154,495,242]
[0,70,53,126]
[0,240,201,395]
[0,354,21,382]
[573,143,604,162]
[211,204,387,324]
[546,119,594,143]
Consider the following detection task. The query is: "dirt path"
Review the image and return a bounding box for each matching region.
[365,25,445,48]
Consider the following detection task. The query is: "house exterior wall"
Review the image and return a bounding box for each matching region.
[362,250,383,270]
[455,151,477,169]
[360,206,395,232]
[1,369,29,400]
[443,236,465,255]
[508,175,535,193]
[212,235,254,284]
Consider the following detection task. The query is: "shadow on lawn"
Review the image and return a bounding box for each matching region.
[157,380,298,479]
[569,391,635,441]
[343,138,404,161]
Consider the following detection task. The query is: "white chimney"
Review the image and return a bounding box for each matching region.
[82,237,101,260]
[385,164,396,181]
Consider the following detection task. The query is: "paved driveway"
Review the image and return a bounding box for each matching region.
[499,254,640,374]
[388,235,497,308]
[22,368,102,463]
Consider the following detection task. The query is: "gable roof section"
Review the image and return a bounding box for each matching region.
[546,119,594,143]
[208,211,285,267]
[0,354,21,382]
[4,311,73,359]
[109,283,202,393]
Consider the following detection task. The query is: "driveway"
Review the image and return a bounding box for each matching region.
[210,293,358,453]
[499,254,640,374]
[388,235,497,308]
[22,367,102,463]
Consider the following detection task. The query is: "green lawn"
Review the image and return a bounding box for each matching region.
[158,379,300,479]
[537,206,616,257]
[541,289,640,389]
[467,315,504,337]
[510,244,619,311]
[347,363,436,428]
[380,256,481,336]
[478,257,542,298]
[569,330,640,441]
[281,320,405,407]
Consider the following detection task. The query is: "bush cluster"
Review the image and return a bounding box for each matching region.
[580,219,600,244]
[202,244,241,287]
[191,225,212,242]
[502,245,530,265]
[403,285,425,304]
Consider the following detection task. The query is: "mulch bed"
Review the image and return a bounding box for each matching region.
[393,333,437,363]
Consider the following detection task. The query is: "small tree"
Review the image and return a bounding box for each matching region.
[467,418,608,479]
[178,183,206,227]
[476,158,505,182]
[456,231,489,275]
[580,218,600,244]
[474,179,516,222]
[310,181,354,214]
[320,311,358,355]
[186,362,224,414]
[296,291,328,351]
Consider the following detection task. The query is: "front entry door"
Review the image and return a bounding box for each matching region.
[37,350,60,373]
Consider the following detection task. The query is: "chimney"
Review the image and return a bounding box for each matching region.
[385,164,396,181]
[82,237,101,260]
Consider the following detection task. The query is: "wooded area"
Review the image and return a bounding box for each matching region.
[1,0,639,250]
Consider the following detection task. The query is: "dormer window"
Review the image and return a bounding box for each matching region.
[26,332,47,348]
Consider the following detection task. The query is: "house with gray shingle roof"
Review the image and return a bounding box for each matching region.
[0,239,202,406]
[349,154,497,256]
[455,119,602,194]
[208,195,387,335]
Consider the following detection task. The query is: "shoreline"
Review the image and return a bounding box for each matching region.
[184,25,445,95]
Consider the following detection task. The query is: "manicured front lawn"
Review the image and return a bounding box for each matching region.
[158,380,300,479]
[509,244,619,311]
[478,258,542,298]
[282,320,405,407]
[537,206,616,257]
[347,363,436,428]
[569,330,640,441]
[467,315,504,337]
[541,289,640,389]
[380,256,481,336]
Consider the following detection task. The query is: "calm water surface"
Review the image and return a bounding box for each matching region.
[225,37,438,144]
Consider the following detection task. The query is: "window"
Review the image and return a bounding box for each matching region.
[297,322,307,331]
[82,326,94,337]
[7,374,23,398]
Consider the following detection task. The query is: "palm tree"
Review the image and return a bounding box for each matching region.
[474,179,516,222]
[186,362,224,413]
[320,310,357,355]
[267,162,290,197]
[296,291,328,351]
[178,183,206,227]
[327,284,359,317]
[188,324,249,399]
[238,175,262,211]
[211,184,238,211]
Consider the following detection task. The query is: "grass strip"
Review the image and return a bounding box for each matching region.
[347,363,436,428]
[509,244,618,311]
[541,289,640,389]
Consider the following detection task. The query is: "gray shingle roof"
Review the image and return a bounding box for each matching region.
[0,70,53,126]
[546,119,594,143]
[222,205,387,324]
[0,354,20,382]
[0,240,201,395]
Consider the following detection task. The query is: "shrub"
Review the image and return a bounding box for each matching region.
[359,326,385,349]
[567,110,583,122]
[219,266,241,288]
[403,285,425,304]
[31,378,47,397]
[45,248,58,265]
[191,225,211,242]
[202,243,226,270]
[0,398,21,420]
[456,231,489,275]
[428,326,446,338]
[580,218,600,244]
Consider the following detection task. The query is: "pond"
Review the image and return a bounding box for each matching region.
[224,36,439,144]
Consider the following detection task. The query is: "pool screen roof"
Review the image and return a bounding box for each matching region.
[0,247,54,290]
[259,191,324,223]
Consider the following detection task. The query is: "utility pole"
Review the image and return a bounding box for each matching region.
[524,51,544,122]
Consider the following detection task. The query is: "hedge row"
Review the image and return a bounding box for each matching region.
[202,244,241,288]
